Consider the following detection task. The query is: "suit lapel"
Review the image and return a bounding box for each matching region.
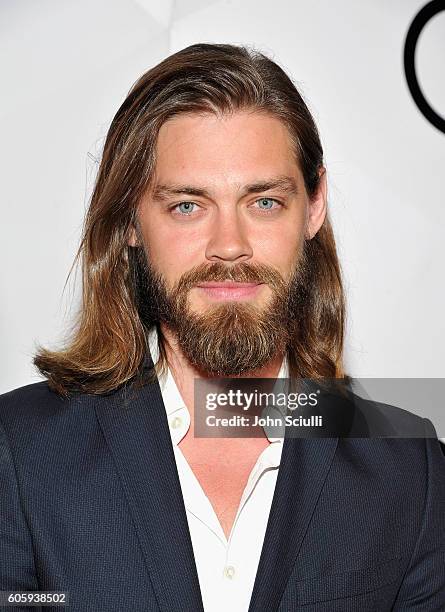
[93,374,204,612]
[248,436,339,612]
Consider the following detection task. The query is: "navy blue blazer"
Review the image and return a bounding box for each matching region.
[1,367,445,611]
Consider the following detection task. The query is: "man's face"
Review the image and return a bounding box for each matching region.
[129,110,326,375]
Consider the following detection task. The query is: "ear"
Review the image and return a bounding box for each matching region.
[127,223,138,247]
[305,167,327,239]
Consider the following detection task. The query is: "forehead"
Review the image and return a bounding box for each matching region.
[153,110,302,187]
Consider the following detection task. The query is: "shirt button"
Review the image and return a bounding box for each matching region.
[223,565,236,579]
[171,416,182,429]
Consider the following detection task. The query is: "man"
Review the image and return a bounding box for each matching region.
[0,43,444,612]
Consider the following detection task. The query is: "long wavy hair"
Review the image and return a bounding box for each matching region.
[33,43,346,397]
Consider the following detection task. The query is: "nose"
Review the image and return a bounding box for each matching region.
[205,207,253,263]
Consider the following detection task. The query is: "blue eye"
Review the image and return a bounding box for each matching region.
[174,201,197,215]
[255,197,280,211]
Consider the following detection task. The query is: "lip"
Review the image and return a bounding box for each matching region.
[195,282,264,300]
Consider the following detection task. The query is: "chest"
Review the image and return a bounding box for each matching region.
[178,437,270,538]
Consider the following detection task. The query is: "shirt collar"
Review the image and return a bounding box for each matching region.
[148,326,288,445]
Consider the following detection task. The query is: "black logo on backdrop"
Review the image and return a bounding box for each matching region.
[404,0,445,133]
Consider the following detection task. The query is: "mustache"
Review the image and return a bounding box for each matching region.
[173,261,287,293]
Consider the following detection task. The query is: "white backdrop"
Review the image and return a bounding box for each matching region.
[1,0,444,394]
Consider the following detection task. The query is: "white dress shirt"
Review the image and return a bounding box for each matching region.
[148,327,288,612]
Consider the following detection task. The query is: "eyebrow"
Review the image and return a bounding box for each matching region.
[150,175,299,201]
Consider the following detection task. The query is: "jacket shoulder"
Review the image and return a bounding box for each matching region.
[351,393,438,437]
[0,380,76,429]
[0,379,64,404]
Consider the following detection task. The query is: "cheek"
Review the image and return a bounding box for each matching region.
[257,222,304,270]
[143,209,203,257]
[143,225,203,285]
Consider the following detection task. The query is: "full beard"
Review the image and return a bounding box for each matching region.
[131,243,310,377]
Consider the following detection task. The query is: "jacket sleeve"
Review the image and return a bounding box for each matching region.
[392,434,445,610]
[0,417,41,609]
